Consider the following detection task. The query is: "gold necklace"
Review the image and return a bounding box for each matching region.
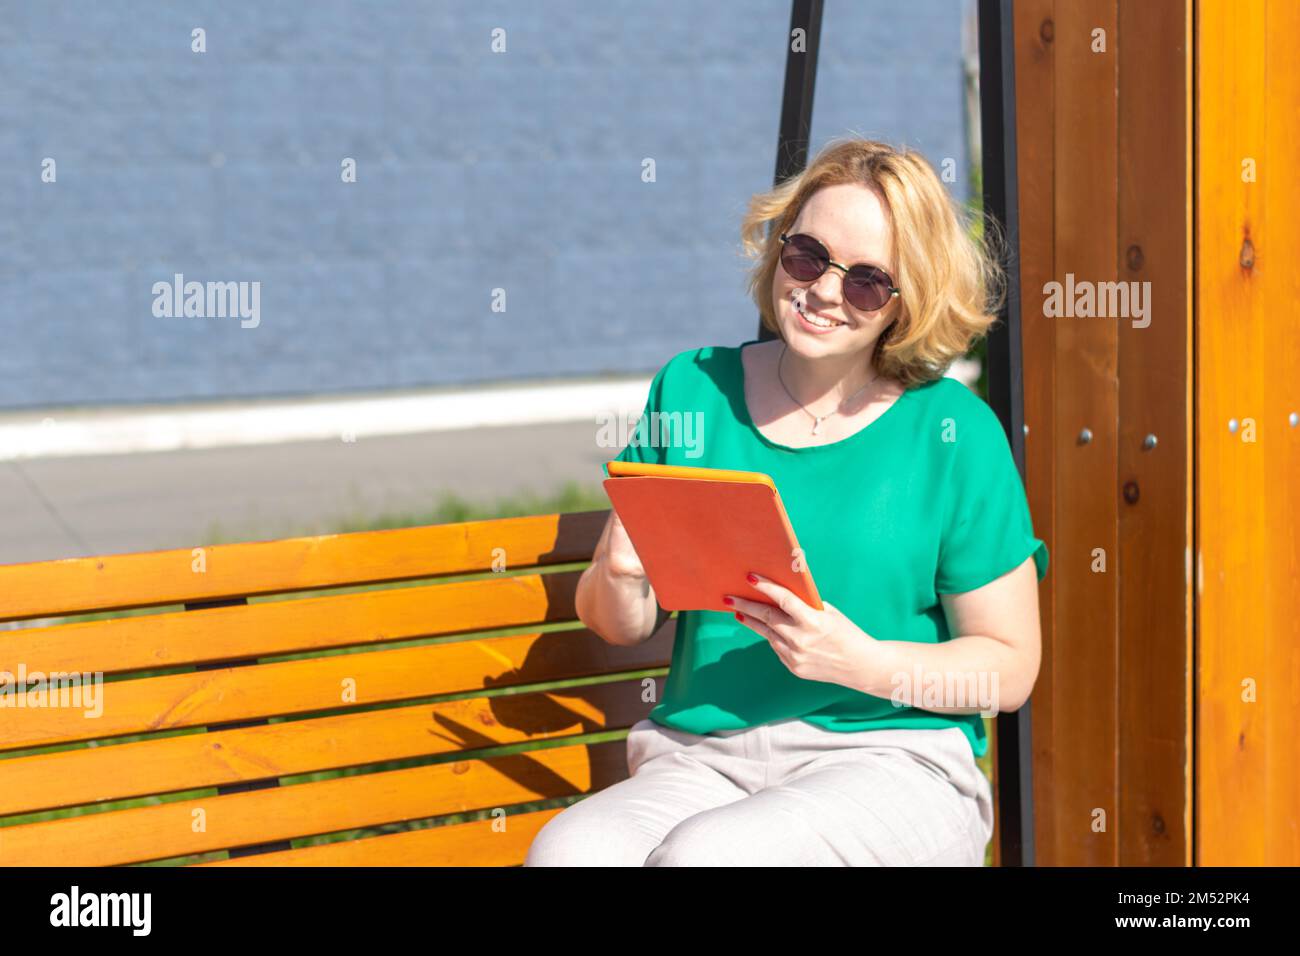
[776,342,881,436]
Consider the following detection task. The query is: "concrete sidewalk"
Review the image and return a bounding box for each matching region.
[1,420,613,564]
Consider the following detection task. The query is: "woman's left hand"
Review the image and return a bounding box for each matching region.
[725,571,899,693]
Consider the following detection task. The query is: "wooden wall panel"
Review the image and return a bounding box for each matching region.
[1011,0,1299,867]
[1050,0,1121,866]
[1012,0,1193,865]
[1196,0,1300,865]
[1012,0,1057,867]
[1116,0,1193,866]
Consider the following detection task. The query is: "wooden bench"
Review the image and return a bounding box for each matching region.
[0,510,1007,866]
[0,510,674,866]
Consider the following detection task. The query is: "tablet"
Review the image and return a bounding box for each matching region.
[603,459,822,613]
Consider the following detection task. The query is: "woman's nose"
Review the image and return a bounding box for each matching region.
[807,268,847,309]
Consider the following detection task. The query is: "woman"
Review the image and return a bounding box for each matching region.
[525,137,1048,867]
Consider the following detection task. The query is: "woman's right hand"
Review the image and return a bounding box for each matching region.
[577,507,663,646]
[600,506,648,579]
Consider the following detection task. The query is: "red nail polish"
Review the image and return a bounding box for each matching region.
[735,611,745,622]
[745,573,758,585]
[722,596,734,606]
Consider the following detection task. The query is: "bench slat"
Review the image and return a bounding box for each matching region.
[0,625,672,752]
[0,510,608,622]
[192,808,561,866]
[0,674,668,817]
[4,569,585,676]
[0,739,627,866]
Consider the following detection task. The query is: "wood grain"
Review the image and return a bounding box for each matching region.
[0,622,673,752]
[4,568,587,676]
[1196,0,1300,865]
[1012,0,1057,868]
[0,674,669,817]
[0,739,628,866]
[1116,0,1192,866]
[193,808,563,867]
[1050,0,1121,866]
[0,510,609,621]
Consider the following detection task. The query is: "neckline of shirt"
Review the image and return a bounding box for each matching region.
[732,338,917,454]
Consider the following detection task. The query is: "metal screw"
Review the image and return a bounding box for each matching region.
[1290,412,1298,427]
[1228,419,1239,433]
[1143,434,1157,450]
[1078,427,1092,444]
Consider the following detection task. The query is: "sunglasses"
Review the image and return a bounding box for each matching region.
[778,232,900,313]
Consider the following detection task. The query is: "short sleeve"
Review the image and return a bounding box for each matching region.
[602,359,670,477]
[935,396,1049,594]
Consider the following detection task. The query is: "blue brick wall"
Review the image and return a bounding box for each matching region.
[0,0,969,409]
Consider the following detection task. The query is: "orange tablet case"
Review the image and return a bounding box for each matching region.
[603,460,823,613]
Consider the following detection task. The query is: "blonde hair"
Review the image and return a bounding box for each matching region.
[740,136,1006,388]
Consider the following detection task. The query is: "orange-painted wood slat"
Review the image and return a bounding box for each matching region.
[192,808,563,867]
[1196,0,1300,865]
[0,672,670,817]
[1252,0,1300,866]
[0,510,608,622]
[3,569,585,676]
[1196,0,1267,867]
[0,623,673,753]
[0,739,628,866]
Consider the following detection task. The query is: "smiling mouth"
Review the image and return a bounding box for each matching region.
[798,307,847,328]
[790,288,848,328]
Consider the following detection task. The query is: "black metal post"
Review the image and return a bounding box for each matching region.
[760,0,823,342]
[979,0,1035,868]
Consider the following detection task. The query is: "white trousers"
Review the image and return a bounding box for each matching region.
[524,717,995,866]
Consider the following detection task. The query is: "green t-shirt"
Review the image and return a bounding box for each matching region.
[603,339,1048,759]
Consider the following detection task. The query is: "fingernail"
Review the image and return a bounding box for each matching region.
[735,611,745,622]
[745,573,758,585]
[722,596,734,606]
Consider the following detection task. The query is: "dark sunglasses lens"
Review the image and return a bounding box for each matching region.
[780,235,827,282]
[845,267,892,311]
